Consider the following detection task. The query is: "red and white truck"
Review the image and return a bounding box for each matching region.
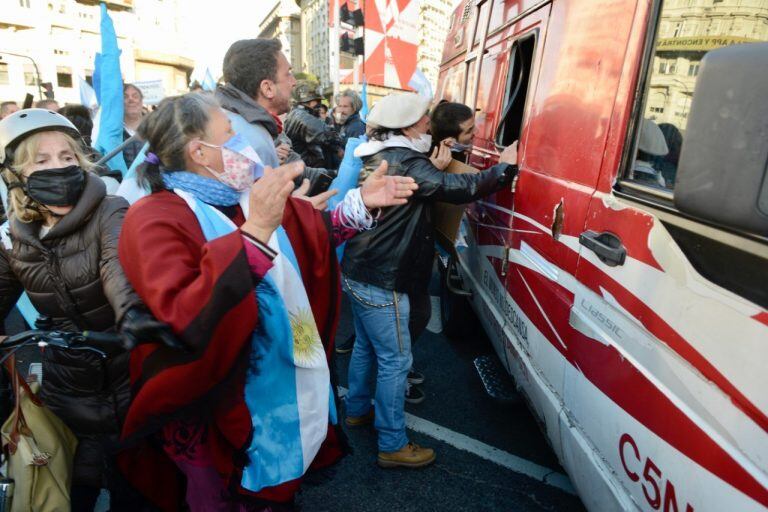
[435,0,768,510]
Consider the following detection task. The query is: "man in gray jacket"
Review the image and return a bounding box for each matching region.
[215,38,332,191]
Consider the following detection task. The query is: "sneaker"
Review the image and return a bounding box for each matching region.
[407,370,425,385]
[378,443,436,468]
[405,385,425,404]
[335,334,355,354]
[345,408,374,428]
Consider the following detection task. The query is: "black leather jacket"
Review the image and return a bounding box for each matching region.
[341,146,517,295]
[285,105,343,169]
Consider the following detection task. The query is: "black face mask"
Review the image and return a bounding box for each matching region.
[25,165,85,207]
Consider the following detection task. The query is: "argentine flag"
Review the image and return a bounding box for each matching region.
[172,187,336,492]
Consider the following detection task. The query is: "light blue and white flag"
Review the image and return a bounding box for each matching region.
[79,77,98,111]
[172,188,336,492]
[327,135,367,260]
[408,68,434,101]
[201,68,217,92]
[93,2,128,176]
[360,77,369,122]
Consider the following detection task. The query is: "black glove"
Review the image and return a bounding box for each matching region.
[119,307,189,352]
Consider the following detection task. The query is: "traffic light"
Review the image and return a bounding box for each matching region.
[339,3,364,27]
[340,33,364,56]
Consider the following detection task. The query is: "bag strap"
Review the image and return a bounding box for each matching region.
[2,356,42,455]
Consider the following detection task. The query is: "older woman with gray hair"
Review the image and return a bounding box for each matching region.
[334,89,366,145]
[117,91,418,511]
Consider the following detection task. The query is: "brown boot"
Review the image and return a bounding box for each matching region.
[345,408,375,428]
[378,443,436,468]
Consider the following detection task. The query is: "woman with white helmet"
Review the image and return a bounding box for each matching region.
[0,108,181,510]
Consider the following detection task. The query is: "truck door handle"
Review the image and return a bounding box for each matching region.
[579,230,627,267]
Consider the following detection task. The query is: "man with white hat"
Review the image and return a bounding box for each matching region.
[341,92,519,469]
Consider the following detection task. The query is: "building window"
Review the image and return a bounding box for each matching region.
[23,64,37,86]
[0,63,9,85]
[687,63,700,76]
[19,0,31,7]
[57,66,73,88]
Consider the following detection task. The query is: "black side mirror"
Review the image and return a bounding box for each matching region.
[674,43,768,236]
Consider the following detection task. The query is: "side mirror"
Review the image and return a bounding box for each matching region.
[674,43,768,236]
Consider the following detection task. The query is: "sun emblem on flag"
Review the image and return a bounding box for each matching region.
[290,308,324,367]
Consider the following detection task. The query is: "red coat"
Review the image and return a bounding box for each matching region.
[117,191,345,511]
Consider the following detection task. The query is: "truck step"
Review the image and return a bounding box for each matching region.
[473,355,520,403]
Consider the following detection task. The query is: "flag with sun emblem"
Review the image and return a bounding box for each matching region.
[170,188,336,493]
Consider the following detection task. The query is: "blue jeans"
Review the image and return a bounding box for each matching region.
[343,275,412,453]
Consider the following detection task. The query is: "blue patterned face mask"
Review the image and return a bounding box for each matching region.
[200,133,264,191]
[450,142,472,153]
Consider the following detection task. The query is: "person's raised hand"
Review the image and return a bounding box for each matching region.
[241,162,304,243]
[499,141,519,166]
[429,140,452,170]
[360,160,419,209]
[292,179,339,210]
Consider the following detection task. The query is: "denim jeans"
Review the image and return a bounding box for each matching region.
[342,275,412,453]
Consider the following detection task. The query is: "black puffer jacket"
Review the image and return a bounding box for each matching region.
[341,145,517,295]
[0,172,139,488]
[285,105,343,169]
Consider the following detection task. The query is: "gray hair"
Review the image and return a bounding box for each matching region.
[137,92,220,192]
[335,89,363,114]
[223,39,283,99]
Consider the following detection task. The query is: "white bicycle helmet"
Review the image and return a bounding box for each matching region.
[0,108,81,167]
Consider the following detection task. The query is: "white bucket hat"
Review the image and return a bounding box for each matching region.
[367,93,431,130]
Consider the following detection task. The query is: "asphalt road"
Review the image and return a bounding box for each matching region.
[296,295,585,512]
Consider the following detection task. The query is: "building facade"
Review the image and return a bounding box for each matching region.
[258,0,303,73]
[0,0,193,107]
[416,0,455,89]
[644,0,768,132]
[298,0,333,89]
[289,0,456,102]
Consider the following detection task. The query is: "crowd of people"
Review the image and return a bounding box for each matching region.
[0,37,518,511]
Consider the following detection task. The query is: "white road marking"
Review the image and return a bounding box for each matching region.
[337,386,575,495]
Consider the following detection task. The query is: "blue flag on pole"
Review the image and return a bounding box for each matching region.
[360,77,369,122]
[93,3,128,176]
[202,68,216,91]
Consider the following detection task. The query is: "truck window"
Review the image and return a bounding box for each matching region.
[437,64,466,103]
[625,0,768,192]
[495,34,536,147]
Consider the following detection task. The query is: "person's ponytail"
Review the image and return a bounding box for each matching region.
[135,92,219,193]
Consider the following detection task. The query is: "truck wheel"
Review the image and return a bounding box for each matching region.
[438,255,479,339]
